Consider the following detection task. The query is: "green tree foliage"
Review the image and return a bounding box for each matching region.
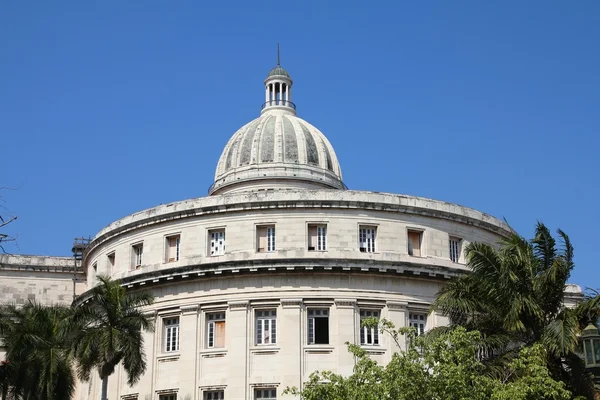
[72,275,154,400]
[0,302,76,400]
[432,222,599,398]
[285,324,573,400]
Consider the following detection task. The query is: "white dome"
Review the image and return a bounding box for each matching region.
[210,110,344,195]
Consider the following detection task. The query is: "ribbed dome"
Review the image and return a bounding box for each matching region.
[210,110,344,195]
[267,66,290,78]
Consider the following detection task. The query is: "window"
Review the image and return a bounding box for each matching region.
[255,310,277,345]
[164,317,180,352]
[449,236,461,263]
[92,263,97,273]
[359,226,376,253]
[107,252,115,274]
[159,395,176,400]
[308,309,329,345]
[257,225,276,252]
[360,310,380,345]
[207,312,226,348]
[132,243,143,269]
[204,391,224,400]
[254,388,276,399]
[409,313,426,336]
[165,235,180,262]
[308,224,327,251]
[407,230,422,257]
[209,229,225,256]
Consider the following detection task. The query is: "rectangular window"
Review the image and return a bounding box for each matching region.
[407,231,422,257]
[206,312,226,348]
[257,225,276,252]
[308,224,327,251]
[209,229,226,256]
[164,317,180,352]
[166,235,181,262]
[409,313,426,336]
[107,252,115,275]
[360,310,380,345]
[254,388,276,399]
[449,236,461,263]
[308,309,329,345]
[132,243,143,269]
[159,395,177,400]
[204,391,224,400]
[359,226,376,253]
[255,310,277,345]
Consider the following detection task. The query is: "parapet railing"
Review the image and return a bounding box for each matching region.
[261,100,296,110]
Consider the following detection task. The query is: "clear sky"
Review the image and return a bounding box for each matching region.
[1,2,598,288]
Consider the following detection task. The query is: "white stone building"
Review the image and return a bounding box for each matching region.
[6,61,575,400]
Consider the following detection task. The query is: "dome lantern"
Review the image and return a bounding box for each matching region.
[262,44,295,115]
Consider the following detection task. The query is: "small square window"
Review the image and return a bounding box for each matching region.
[407,230,422,257]
[308,224,327,251]
[204,390,224,400]
[164,317,180,352]
[257,225,276,252]
[449,236,461,263]
[255,310,277,345]
[307,309,329,345]
[165,235,181,263]
[131,243,143,269]
[360,310,380,345]
[409,312,427,336]
[359,226,376,253]
[254,388,276,399]
[206,312,226,348]
[209,229,226,256]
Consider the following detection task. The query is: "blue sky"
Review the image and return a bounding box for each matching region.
[1,2,599,288]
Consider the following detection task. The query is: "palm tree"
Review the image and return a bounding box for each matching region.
[73,275,154,400]
[0,301,76,400]
[432,222,600,398]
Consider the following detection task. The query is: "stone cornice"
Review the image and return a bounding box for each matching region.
[334,299,357,308]
[281,298,303,308]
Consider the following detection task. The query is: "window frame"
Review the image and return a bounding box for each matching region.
[165,234,181,263]
[159,395,177,400]
[449,236,462,263]
[358,225,377,253]
[254,388,277,399]
[359,309,380,346]
[209,228,226,256]
[307,223,327,251]
[131,243,143,269]
[256,224,276,253]
[407,229,423,257]
[307,308,330,345]
[163,316,180,353]
[106,252,115,275]
[255,309,277,345]
[204,390,224,400]
[206,311,226,349]
[408,312,427,336]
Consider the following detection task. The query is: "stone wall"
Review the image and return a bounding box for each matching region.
[0,254,86,306]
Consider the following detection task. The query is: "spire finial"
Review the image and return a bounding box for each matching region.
[277,43,280,66]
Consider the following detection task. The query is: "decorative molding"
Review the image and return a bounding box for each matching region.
[180,304,199,314]
[249,382,280,388]
[281,298,303,308]
[199,385,227,390]
[334,299,356,309]
[121,394,138,400]
[142,310,157,318]
[386,301,408,310]
[228,300,249,310]
[156,388,179,394]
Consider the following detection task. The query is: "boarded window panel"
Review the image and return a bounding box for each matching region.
[215,321,226,348]
[408,231,422,257]
[257,226,267,252]
[308,225,318,250]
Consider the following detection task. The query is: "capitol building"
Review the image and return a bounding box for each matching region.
[1,61,517,400]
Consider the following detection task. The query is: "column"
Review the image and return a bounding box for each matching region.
[385,301,408,364]
[279,299,302,393]
[179,305,199,395]
[335,300,357,376]
[265,85,269,104]
[227,301,249,400]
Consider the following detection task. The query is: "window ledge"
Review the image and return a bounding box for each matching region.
[360,345,386,354]
[304,345,334,353]
[250,346,280,354]
[199,348,228,358]
[157,353,180,362]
